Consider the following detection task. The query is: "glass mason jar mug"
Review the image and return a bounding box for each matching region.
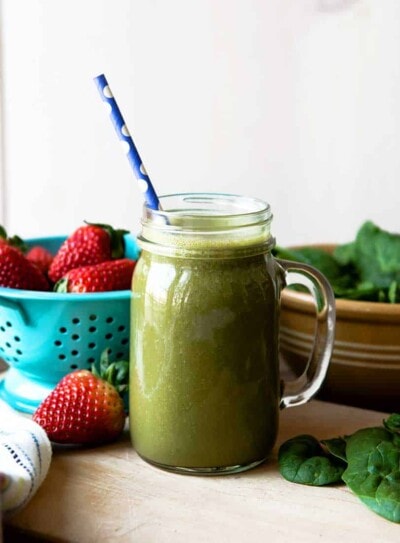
[129,193,336,475]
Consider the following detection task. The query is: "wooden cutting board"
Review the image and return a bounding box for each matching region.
[5,400,399,543]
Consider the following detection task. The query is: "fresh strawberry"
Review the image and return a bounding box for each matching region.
[48,223,128,283]
[55,259,136,293]
[0,244,49,290]
[32,367,126,445]
[26,246,54,274]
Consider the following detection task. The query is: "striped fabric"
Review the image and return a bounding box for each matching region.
[0,400,52,516]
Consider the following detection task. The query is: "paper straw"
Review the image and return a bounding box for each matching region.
[94,74,161,210]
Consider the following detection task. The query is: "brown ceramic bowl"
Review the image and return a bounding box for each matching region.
[279,244,400,413]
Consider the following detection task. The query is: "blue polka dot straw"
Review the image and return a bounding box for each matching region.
[94,74,161,210]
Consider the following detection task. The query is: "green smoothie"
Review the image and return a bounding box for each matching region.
[129,195,335,473]
[129,245,282,471]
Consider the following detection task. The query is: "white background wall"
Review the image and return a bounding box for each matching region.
[0,0,399,246]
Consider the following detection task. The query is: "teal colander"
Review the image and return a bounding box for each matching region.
[0,234,139,413]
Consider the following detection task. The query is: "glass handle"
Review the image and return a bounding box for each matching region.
[276,259,336,409]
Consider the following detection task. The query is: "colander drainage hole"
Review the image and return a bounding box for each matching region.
[6,321,12,327]
[70,364,78,369]
[54,340,62,347]
[87,357,95,364]
[59,327,67,334]
[106,317,114,323]
[72,318,80,324]
[71,350,79,356]
[0,327,5,332]
[118,325,126,332]
[121,338,128,345]
[16,349,22,355]
[72,334,80,341]
[89,326,97,333]
[5,342,11,348]
[88,342,96,349]
[89,314,97,321]
[14,336,21,342]
[105,333,113,340]
[59,354,66,360]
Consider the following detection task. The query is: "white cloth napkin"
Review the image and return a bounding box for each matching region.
[0,399,52,516]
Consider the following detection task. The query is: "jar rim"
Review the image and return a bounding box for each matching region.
[143,192,272,231]
[139,192,274,257]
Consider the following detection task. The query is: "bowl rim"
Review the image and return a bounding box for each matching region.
[280,243,400,322]
[0,286,131,301]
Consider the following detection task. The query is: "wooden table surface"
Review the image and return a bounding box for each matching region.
[4,399,399,543]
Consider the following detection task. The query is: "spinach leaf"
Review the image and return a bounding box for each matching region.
[278,434,346,486]
[333,241,356,267]
[342,427,400,523]
[273,246,356,297]
[275,221,400,303]
[384,414,400,435]
[330,281,382,301]
[383,414,400,447]
[321,437,348,462]
[279,416,400,523]
[351,221,400,290]
[388,281,400,304]
[273,247,343,284]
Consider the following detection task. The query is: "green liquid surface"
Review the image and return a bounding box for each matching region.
[129,247,281,470]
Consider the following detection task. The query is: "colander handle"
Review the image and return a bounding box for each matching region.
[0,297,30,325]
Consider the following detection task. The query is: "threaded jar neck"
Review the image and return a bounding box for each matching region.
[138,193,275,259]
